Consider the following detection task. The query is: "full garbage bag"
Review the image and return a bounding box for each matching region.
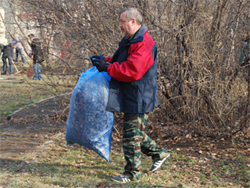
[65,66,114,163]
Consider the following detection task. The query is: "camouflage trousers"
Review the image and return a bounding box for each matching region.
[123,113,169,179]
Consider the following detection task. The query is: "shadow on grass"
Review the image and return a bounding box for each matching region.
[0,158,181,188]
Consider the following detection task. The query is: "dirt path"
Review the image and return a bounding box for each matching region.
[1,94,249,161]
[0,95,70,158]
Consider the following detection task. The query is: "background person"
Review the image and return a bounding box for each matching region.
[28,34,44,80]
[0,43,4,57]
[2,43,14,75]
[239,36,250,66]
[12,37,25,65]
[91,7,170,183]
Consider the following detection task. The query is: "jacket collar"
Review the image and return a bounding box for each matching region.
[121,24,148,45]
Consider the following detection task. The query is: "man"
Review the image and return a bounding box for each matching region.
[2,43,14,75]
[239,37,250,66]
[91,7,170,183]
[0,43,4,57]
[12,37,25,64]
[28,33,44,80]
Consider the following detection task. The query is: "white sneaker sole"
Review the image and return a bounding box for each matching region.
[150,153,170,172]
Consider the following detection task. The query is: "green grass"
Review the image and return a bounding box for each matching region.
[0,63,249,187]
[0,135,249,188]
[0,64,73,119]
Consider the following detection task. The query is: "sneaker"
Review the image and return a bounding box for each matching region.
[111,173,138,183]
[149,153,170,173]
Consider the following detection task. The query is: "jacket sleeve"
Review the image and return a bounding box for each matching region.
[107,39,155,82]
[104,56,112,63]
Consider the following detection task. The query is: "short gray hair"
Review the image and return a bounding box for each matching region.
[119,7,143,25]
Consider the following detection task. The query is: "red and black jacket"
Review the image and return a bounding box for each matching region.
[105,24,158,113]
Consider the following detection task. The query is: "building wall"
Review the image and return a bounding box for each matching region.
[0,0,37,59]
[0,0,15,45]
[0,0,69,61]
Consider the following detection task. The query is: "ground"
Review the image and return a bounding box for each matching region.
[0,86,250,187]
[0,94,249,160]
[0,95,69,158]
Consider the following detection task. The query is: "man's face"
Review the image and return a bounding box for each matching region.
[119,12,133,37]
[28,35,34,40]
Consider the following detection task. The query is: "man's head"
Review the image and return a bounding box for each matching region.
[28,33,35,40]
[119,7,143,37]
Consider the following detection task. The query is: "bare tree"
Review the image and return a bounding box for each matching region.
[1,0,249,138]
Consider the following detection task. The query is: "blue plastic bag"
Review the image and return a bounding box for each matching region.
[65,67,114,163]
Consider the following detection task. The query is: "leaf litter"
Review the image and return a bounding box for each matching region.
[0,98,249,187]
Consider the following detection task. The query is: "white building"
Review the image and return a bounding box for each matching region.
[0,0,40,59]
[0,0,15,44]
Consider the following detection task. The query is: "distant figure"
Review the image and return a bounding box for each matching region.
[2,43,14,75]
[0,43,4,57]
[28,33,44,80]
[12,37,25,64]
[239,38,250,66]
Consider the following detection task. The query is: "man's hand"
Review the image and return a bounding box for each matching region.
[92,59,110,72]
[90,55,105,65]
[92,59,105,72]
[90,55,100,60]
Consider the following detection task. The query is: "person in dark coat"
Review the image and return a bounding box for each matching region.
[28,34,44,80]
[239,37,250,66]
[91,7,170,183]
[0,43,4,57]
[2,43,14,75]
